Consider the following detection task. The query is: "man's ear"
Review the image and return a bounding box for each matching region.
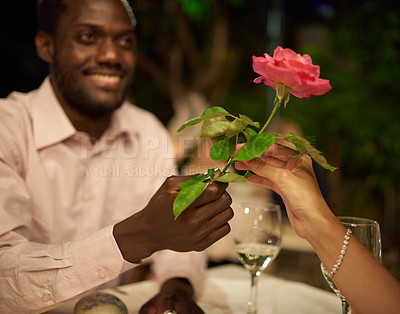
[35,30,54,64]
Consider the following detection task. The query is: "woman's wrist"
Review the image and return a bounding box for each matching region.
[303,211,347,263]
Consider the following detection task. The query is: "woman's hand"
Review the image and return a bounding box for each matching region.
[235,142,335,240]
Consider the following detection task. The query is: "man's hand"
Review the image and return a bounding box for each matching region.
[139,278,203,314]
[113,175,233,263]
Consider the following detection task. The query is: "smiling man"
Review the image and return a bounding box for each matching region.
[0,0,233,313]
[37,0,137,137]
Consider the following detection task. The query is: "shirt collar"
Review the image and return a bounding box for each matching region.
[31,77,140,149]
[30,77,76,150]
[107,102,141,139]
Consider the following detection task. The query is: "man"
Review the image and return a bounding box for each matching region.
[0,0,233,312]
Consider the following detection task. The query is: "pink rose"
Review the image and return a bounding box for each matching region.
[252,46,331,99]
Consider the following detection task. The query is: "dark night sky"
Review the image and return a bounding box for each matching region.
[0,2,46,97]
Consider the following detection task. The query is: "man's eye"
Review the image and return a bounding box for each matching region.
[118,36,134,49]
[78,33,96,43]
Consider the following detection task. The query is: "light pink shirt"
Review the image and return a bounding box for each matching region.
[0,78,206,313]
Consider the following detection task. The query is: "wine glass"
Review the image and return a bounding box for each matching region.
[320,216,382,314]
[234,202,282,314]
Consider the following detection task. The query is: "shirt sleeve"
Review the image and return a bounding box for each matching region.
[0,223,130,312]
[0,132,135,313]
[152,250,207,299]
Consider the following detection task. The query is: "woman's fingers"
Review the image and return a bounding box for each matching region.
[236,158,277,182]
[247,174,275,191]
[235,142,300,165]
[259,142,299,161]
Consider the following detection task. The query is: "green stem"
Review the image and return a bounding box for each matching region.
[259,100,281,134]
[220,133,240,175]
[221,158,235,174]
[220,98,280,176]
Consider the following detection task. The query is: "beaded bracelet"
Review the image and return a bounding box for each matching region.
[326,228,352,278]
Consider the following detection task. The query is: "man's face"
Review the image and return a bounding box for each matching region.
[50,0,136,117]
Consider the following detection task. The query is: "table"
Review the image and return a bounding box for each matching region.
[50,264,341,313]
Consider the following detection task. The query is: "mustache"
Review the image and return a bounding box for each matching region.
[83,65,127,77]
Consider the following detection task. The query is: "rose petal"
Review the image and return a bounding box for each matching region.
[252,46,331,98]
[253,56,302,90]
[254,76,277,89]
[291,78,332,98]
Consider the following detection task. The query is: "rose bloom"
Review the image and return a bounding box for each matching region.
[252,46,331,99]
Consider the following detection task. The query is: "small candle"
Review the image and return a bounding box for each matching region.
[74,292,127,314]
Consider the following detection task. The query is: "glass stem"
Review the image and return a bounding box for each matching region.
[342,300,352,314]
[248,272,258,314]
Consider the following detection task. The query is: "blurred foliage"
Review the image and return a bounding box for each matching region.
[131,0,270,124]
[177,0,244,21]
[282,2,400,219]
[279,2,400,273]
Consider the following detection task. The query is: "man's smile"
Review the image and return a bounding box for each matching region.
[88,73,122,89]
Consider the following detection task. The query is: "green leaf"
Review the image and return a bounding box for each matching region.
[281,133,337,172]
[225,118,247,138]
[200,116,231,138]
[207,168,216,180]
[284,135,307,153]
[177,106,231,133]
[243,127,258,140]
[234,133,277,161]
[178,173,209,189]
[215,172,247,182]
[210,138,235,161]
[173,180,210,219]
[239,114,260,128]
[200,106,230,118]
[307,145,338,172]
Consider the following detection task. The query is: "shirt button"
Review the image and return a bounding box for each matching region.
[42,293,51,302]
[97,267,106,278]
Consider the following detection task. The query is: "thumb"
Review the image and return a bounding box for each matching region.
[236,159,281,194]
[234,160,250,171]
[235,158,271,178]
[237,158,282,186]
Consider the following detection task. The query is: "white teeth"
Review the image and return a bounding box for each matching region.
[91,74,120,84]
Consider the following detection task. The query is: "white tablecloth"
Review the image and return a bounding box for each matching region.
[50,264,340,313]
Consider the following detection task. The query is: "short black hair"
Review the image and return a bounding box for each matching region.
[36,0,136,35]
[36,0,67,35]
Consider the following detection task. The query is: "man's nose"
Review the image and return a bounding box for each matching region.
[96,39,120,65]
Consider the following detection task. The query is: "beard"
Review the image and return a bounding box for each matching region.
[52,54,131,118]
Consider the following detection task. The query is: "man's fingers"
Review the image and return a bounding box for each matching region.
[165,174,200,190]
[196,222,232,251]
[189,181,229,209]
[193,191,232,221]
